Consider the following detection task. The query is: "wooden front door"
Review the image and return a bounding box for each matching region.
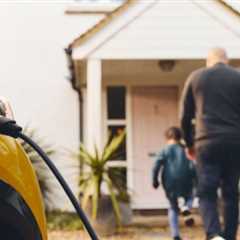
[131,86,178,209]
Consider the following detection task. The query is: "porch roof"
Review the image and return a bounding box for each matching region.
[71,0,240,60]
[69,0,135,49]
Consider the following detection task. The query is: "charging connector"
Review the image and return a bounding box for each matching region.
[0,116,99,240]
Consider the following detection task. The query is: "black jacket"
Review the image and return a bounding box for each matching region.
[180,63,240,147]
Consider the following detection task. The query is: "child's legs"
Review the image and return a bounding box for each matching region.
[168,198,180,238]
[185,196,194,209]
[182,195,195,227]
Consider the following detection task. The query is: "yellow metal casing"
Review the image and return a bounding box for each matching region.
[0,135,47,240]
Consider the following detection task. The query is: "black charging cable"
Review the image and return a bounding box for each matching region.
[0,117,99,240]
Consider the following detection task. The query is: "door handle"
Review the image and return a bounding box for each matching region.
[148,152,156,157]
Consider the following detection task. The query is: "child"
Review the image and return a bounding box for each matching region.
[152,127,196,240]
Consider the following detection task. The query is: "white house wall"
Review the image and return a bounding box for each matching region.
[90,0,240,59]
[0,4,103,210]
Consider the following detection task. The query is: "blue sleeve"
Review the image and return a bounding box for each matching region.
[152,149,166,183]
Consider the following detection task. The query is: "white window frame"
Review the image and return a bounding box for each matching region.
[103,84,129,186]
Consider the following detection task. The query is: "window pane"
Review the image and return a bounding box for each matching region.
[108,167,127,199]
[108,125,126,161]
[107,86,126,119]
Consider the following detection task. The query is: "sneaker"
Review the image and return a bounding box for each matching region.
[180,206,195,226]
[210,236,225,240]
[181,206,191,216]
[184,215,195,227]
[174,236,182,240]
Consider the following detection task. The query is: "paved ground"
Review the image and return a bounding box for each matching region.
[48,215,240,240]
[48,227,240,240]
[48,227,204,240]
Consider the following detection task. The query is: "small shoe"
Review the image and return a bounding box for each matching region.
[184,215,195,227]
[180,206,195,227]
[174,236,182,240]
[210,236,225,240]
[181,206,191,216]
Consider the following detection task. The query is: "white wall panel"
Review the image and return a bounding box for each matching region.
[89,0,240,59]
[0,3,103,210]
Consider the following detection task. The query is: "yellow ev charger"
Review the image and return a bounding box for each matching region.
[0,135,47,240]
[0,100,99,240]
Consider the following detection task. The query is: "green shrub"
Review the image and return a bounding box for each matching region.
[75,131,127,226]
[47,211,83,231]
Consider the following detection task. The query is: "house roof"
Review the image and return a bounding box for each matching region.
[69,0,240,51]
[69,0,135,49]
[65,1,124,15]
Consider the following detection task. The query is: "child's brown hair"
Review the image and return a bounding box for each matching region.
[165,127,182,141]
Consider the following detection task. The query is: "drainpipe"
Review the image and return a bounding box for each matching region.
[64,47,84,187]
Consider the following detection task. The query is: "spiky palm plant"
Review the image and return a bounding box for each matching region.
[19,126,55,211]
[77,131,126,226]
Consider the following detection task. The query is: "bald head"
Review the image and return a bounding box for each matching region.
[207,48,229,67]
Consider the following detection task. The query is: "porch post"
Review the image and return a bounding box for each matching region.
[86,59,103,152]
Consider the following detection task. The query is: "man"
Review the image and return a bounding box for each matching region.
[180,48,240,240]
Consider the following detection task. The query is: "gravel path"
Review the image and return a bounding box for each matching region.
[48,215,240,240]
[49,226,240,240]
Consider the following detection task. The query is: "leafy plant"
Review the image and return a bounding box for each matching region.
[77,130,126,226]
[47,211,83,231]
[19,126,55,211]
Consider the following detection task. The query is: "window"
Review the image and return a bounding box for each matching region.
[106,86,127,188]
[107,86,126,119]
[107,86,127,161]
[108,125,126,161]
[109,167,127,191]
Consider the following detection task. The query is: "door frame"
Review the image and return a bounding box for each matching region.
[130,86,179,209]
[103,83,181,209]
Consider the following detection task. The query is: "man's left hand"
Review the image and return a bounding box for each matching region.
[185,147,196,161]
[153,180,159,189]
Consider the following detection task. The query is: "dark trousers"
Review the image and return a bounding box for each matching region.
[196,142,240,240]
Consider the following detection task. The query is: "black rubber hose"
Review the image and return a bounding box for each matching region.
[18,132,99,240]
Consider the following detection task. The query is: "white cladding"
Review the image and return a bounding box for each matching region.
[74,0,240,60]
[0,3,103,210]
